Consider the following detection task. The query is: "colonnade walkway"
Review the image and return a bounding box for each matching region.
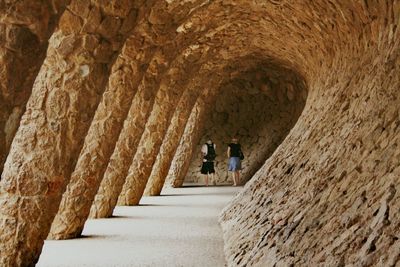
[37,185,241,267]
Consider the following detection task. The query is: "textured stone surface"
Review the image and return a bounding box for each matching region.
[143,84,202,196]
[0,0,139,265]
[116,45,206,206]
[166,95,211,188]
[186,66,306,185]
[88,0,227,217]
[88,51,163,219]
[48,0,205,236]
[219,2,400,266]
[0,0,70,174]
[47,34,146,240]
[0,0,398,266]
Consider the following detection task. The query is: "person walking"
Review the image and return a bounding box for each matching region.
[227,137,243,186]
[200,138,216,186]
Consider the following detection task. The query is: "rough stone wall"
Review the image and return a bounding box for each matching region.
[116,47,205,206]
[0,0,70,173]
[89,0,252,216]
[48,34,145,240]
[49,0,205,236]
[220,1,400,266]
[166,94,210,188]
[0,1,141,265]
[164,57,263,188]
[143,84,201,196]
[185,68,306,185]
[88,51,162,218]
[0,1,398,266]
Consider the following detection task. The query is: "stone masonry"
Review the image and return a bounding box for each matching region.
[0,1,398,267]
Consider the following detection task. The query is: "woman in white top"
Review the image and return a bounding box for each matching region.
[200,139,216,186]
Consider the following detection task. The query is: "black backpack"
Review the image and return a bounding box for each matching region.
[239,148,244,160]
[205,143,216,161]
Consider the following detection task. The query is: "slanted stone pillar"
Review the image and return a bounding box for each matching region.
[88,50,168,219]
[0,0,70,173]
[144,72,221,195]
[88,0,220,218]
[166,93,211,188]
[143,86,201,196]
[47,34,156,240]
[0,1,139,265]
[117,46,206,206]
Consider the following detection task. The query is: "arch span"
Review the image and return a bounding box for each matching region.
[0,1,398,266]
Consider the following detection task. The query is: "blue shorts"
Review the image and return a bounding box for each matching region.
[228,157,241,171]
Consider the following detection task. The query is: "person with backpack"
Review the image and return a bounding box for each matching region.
[200,138,216,186]
[227,136,244,186]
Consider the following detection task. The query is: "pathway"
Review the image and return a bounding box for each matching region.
[37,185,240,267]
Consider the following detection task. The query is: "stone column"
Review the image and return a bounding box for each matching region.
[117,48,205,206]
[88,1,218,218]
[166,84,221,187]
[88,50,168,219]
[166,94,213,188]
[143,86,200,196]
[0,1,138,265]
[0,0,70,174]
[47,34,156,240]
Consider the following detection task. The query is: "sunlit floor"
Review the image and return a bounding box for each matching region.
[37,185,241,267]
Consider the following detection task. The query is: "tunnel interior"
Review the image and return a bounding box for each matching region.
[184,61,307,185]
[0,1,398,267]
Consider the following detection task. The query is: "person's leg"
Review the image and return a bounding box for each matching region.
[228,158,236,186]
[235,171,239,186]
[201,162,206,186]
[205,173,209,186]
[235,170,240,186]
[210,162,215,186]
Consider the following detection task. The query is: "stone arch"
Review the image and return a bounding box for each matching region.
[0,1,397,267]
[48,0,224,239]
[217,2,400,266]
[184,60,307,186]
[0,0,70,173]
[0,1,147,265]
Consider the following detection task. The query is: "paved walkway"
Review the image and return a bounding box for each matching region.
[37,185,240,267]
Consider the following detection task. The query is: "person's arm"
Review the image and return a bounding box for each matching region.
[201,144,207,156]
[227,146,231,158]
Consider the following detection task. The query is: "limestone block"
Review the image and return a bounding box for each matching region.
[59,10,82,34]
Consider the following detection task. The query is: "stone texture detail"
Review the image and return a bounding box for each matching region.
[144,68,223,194]
[0,1,398,266]
[166,96,210,188]
[88,50,167,219]
[186,67,306,185]
[117,47,206,206]
[0,1,70,174]
[219,2,400,267]
[143,86,200,196]
[0,1,139,265]
[88,0,219,217]
[47,34,151,240]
